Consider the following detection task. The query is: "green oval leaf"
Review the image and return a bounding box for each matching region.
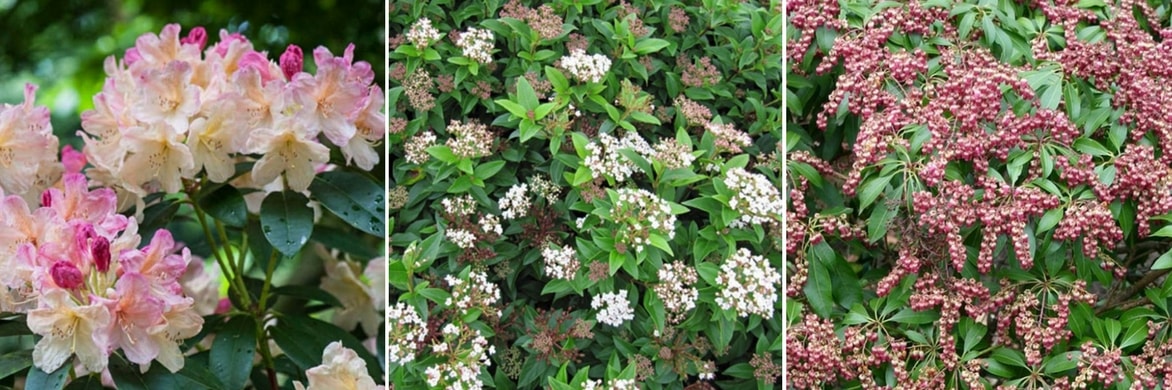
[26,361,70,390]
[309,171,386,237]
[198,185,247,228]
[210,316,256,390]
[260,190,315,257]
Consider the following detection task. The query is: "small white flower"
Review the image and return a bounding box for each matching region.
[559,49,612,83]
[456,27,495,64]
[499,183,530,220]
[542,244,579,280]
[407,17,443,48]
[714,248,781,318]
[447,228,477,249]
[591,290,634,327]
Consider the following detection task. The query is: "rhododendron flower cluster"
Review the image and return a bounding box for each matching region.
[295,342,385,390]
[0,84,61,203]
[1,173,203,374]
[79,24,383,210]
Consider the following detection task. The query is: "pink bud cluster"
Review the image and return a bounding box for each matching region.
[0,173,202,374]
[1111,144,1172,237]
[785,314,844,389]
[80,24,383,205]
[1054,201,1122,257]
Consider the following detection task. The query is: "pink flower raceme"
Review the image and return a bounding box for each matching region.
[79,24,383,210]
[1,173,203,374]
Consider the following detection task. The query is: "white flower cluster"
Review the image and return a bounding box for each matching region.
[725,168,783,228]
[652,137,696,169]
[582,379,638,390]
[655,262,698,322]
[446,271,502,315]
[406,131,436,164]
[479,214,503,235]
[529,175,561,202]
[542,244,579,280]
[499,183,530,219]
[387,302,428,365]
[584,132,653,182]
[592,290,634,327]
[445,120,493,158]
[407,17,443,48]
[612,188,676,253]
[442,194,478,216]
[715,248,781,319]
[559,49,612,83]
[456,27,495,64]
[424,324,495,390]
[446,228,477,249]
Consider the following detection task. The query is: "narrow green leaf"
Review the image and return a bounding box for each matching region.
[633,38,670,54]
[858,174,893,211]
[0,350,31,380]
[516,76,539,110]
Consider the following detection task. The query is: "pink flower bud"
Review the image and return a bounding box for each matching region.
[181,26,208,50]
[280,44,303,81]
[61,145,86,174]
[41,190,51,208]
[50,261,84,290]
[92,236,111,273]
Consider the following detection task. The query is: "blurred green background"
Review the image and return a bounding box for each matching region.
[0,0,385,149]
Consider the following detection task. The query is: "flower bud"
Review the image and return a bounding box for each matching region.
[181,26,208,50]
[280,45,303,81]
[50,261,84,290]
[92,236,111,273]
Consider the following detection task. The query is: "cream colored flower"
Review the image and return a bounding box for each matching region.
[27,289,113,373]
[294,342,385,390]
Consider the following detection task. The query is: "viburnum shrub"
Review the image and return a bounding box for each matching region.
[787,0,1172,388]
[387,0,782,388]
[0,24,385,389]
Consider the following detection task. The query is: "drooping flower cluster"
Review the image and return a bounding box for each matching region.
[714,248,780,318]
[79,24,382,208]
[1112,144,1172,237]
[541,244,579,280]
[610,188,676,253]
[654,262,698,323]
[1054,200,1123,258]
[0,173,203,374]
[559,49,612,83]
[294,341,385,390]
[0,84,61,203]
[455,27,495,64]
[725,168,783,227]
[386,302,428,365]
[592,290,635,326]
[584,132,653,182]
